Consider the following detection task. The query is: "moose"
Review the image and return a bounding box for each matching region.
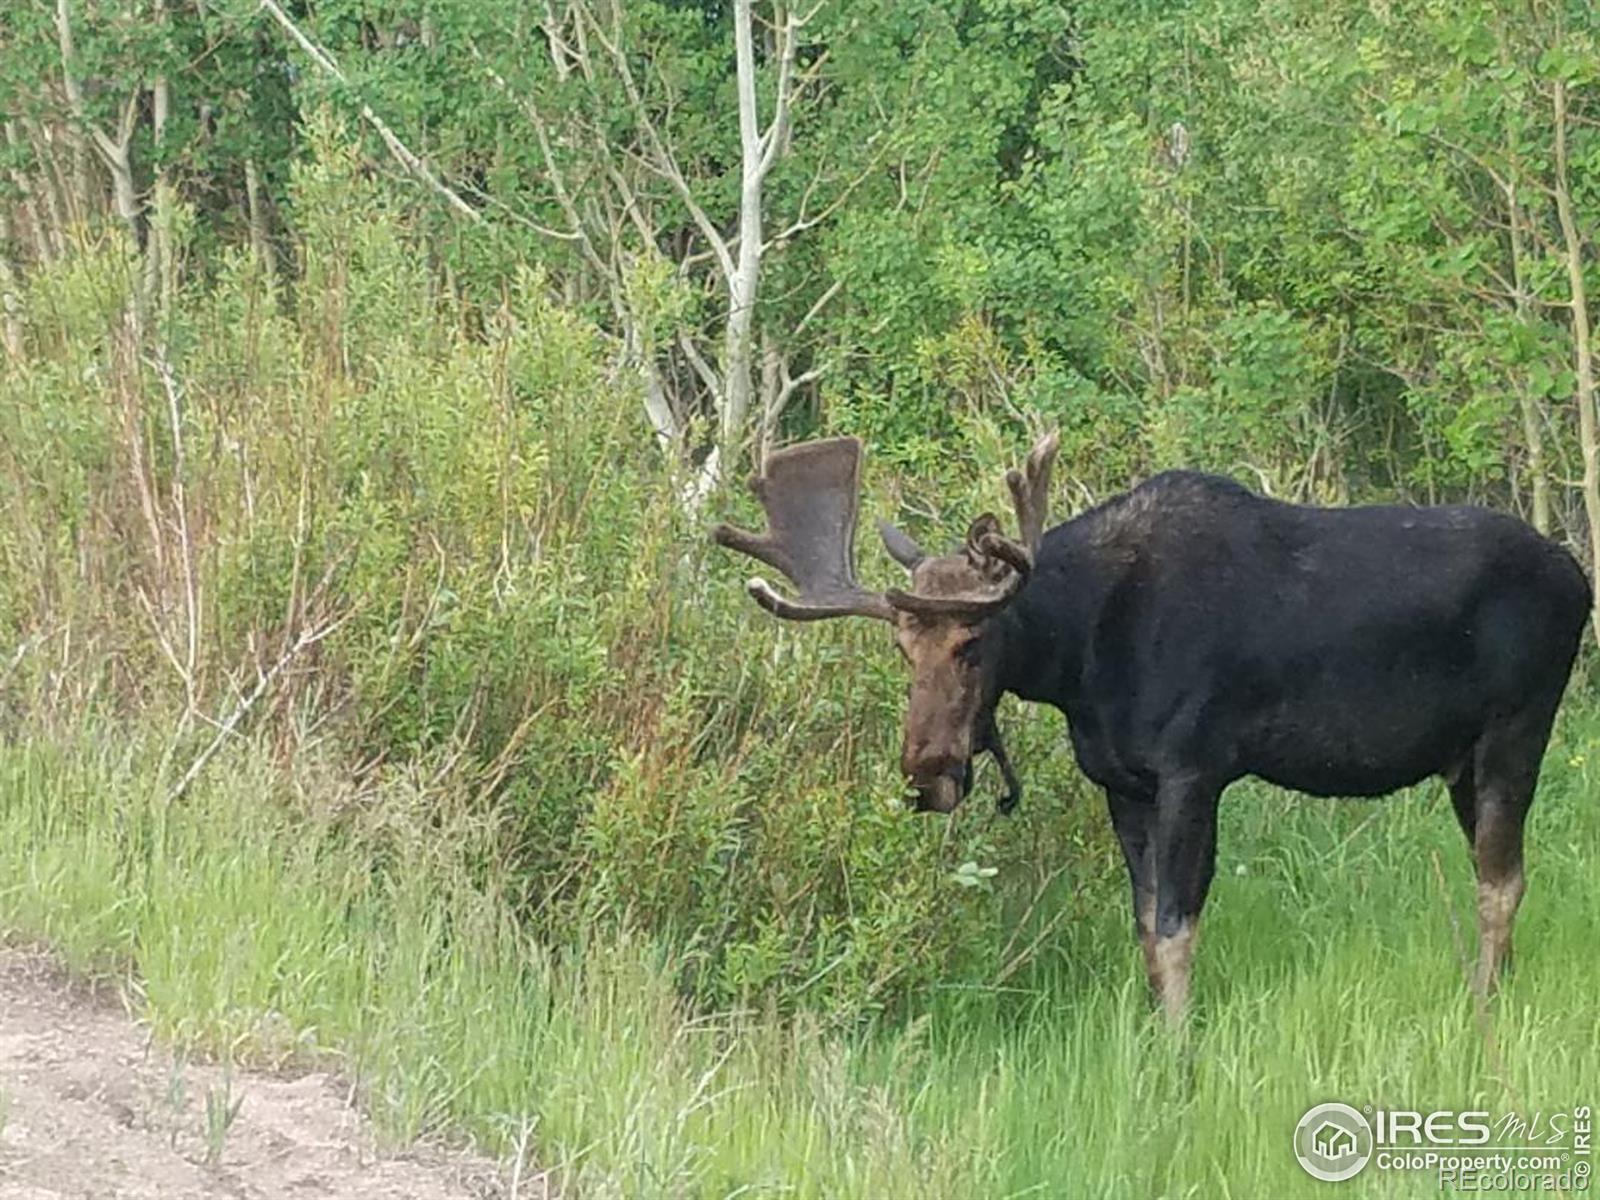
[712,434,1590,1021]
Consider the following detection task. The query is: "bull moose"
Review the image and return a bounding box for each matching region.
[711,434,1589,1020]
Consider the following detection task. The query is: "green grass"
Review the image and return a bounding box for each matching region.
[2,706,1598,1199]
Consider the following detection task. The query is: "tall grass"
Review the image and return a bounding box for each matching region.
[2,708,1595,1197]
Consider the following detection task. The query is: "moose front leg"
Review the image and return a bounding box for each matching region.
[1147,774,1222,1024]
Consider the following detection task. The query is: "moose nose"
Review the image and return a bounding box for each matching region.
[910,768,965,814]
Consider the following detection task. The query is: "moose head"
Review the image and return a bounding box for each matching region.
[711,432,1058,813]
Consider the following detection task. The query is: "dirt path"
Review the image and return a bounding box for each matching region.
[0,948,534,1200]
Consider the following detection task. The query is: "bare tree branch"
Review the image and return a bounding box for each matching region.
[571,0,737,284]
[259,0,481,223]
[55,0,141,249]
[168,612,347,801]
[678,328,724,399]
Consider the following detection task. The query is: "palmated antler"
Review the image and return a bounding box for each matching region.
[1006,430,1060,556]
[713,433,1059,625]
[711,438,894,622]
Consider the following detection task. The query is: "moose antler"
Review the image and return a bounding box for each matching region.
[881,433,1057,619]
[1005,430,1060,555]
[883,512,1029,619]
[711,438,894,622]
[713,434,1058,624]
[968,513,1033,577]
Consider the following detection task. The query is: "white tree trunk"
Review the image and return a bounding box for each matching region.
[145,0,171,327]
[721,182,761,447]
[244,157,272,271]
[629,322,681,449]
[0,206,24,359]
[55,0,143,323]
[1553,80,1600,646]
[1504,177,1550,535]
[718,0,766,451]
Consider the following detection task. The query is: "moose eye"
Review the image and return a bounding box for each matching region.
[955,636,984,665]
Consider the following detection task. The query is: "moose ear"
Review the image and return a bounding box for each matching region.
[877,519,926,571]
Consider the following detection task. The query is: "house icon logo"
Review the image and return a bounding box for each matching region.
[1314,1122,1356,1158]
[1294,1102,1374,1181]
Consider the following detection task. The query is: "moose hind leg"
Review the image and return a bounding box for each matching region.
[1469,708,1552,996]
[1105,791,1157,993]
[1473,809,1527,997]
[1444,756,1476,846]
[1148,774,1221,1024]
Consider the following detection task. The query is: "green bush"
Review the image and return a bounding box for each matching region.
[0,136,1107,1028]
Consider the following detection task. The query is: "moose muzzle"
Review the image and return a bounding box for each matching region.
[908,763,972,813]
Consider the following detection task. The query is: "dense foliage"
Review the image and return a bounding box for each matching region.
[1,138,1105,1023]
[3,0,1599,1023]
[5,1,1598,505]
